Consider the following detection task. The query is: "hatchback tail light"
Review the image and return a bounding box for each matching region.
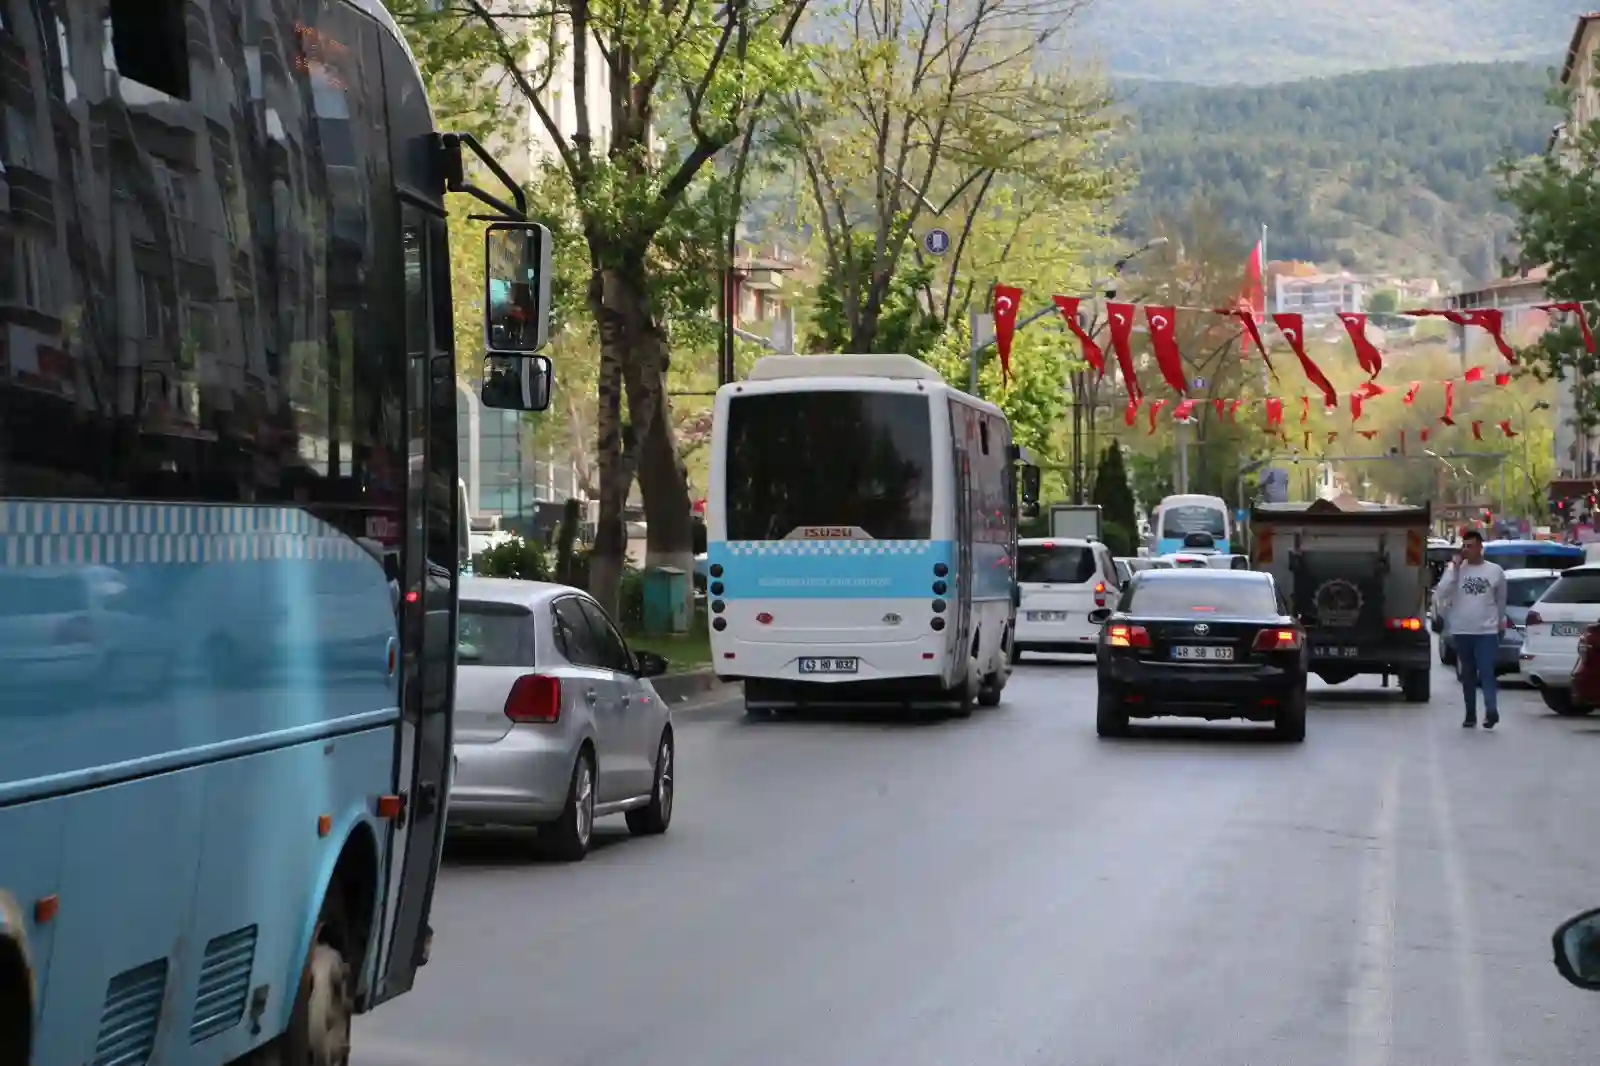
[1107,623,1151,648]
[1093,581,1107,608]
[1252,628,1302,651]
[1385,617,1423,631]
[1526,609,1544,626]
[505,674,561,723]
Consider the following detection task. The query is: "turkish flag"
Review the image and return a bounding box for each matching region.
[992,285,1022,385]
[1216,306,1276,376]
[1271,312,1337,407]
[1106,302,1141,403]
[1535,302,1595,352]
[1228,399,1242,421]
[1147,398,1168,434]
[1351,393,1365,421]
[1336,312,1384,377]
[1053,295,1105,375]
[1403,381,1422,405]
[1463,366,1485,383]
[1500,420,1518,438]
[1471,420,1484,441]
[1172,398,1197,421]
[1495,371,1511,386]
[1458,308,1518,363]
[1145,305,1188,394]
[1124,400,1139,426]
[1441,381,1456,425]
[1265,397,1284,426]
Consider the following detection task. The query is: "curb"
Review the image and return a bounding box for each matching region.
[652,667,736,707]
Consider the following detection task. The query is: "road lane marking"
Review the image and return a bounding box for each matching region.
[1427,730,1495,1066]
[1347,755,1398,1066]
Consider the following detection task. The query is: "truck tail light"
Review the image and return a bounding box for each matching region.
[1385,617,1423,631]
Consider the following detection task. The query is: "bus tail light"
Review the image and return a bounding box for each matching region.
[1385,617,1423,631]
[1093,581,1107,607]
[1108,624,1151,648]
[505,674,561,723]
[1253,628,1302,651]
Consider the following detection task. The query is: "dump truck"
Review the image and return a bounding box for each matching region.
[1251,498,1432,701]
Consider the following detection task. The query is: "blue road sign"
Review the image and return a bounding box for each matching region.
[923,228,951,256]
[1191,376,1207,389]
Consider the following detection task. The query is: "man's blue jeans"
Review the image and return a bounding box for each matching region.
[1454,632,1500,717]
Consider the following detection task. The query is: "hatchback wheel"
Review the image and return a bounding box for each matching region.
[627,731,674,835]
[543,752,594,861]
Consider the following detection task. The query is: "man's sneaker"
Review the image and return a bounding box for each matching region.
[1462,714,1477,728]
[1484,710,1499,729]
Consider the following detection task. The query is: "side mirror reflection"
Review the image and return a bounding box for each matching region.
[634,650,670,679]
[1553,907,1600,990]
[481,355,553,412]
[485,221,553,354]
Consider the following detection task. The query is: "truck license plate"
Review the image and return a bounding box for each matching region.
[1314,646,1358,658]
[799,657,859,674]
[1171,645,1234,661]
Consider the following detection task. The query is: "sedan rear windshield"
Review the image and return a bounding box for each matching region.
[1507,576,1557,608]
[1017,544,1097,584]
[1123,578,1280,618]
[1536,572,1600,605]
[458,602,533,666]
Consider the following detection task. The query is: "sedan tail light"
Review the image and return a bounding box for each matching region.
[1252,628,1303,651]
[1107,623,1152,648]
[1526,610,1544,626]
[505,674,561,723]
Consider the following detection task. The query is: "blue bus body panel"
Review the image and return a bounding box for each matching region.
[709,539,956,598]
[1,502,401,1066]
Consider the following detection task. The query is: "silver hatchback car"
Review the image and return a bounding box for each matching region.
[448,577,675,861]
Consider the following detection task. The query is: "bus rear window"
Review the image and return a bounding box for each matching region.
[723,391,933,540]
[1160,505,1225,539]
[1017,544,1096,584]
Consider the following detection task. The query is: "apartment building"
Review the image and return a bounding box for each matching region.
[1272,271,1366,318]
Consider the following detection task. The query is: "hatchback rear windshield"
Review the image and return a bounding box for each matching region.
[1507,576,1557,608]
[1123,577,1280,618]
[1536,571,1600,605]
[458,602,533,666]
[1017,544,1096,584]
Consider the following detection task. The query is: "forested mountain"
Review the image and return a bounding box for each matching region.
[1117,62,1563,282]
[1076,0,1574,85]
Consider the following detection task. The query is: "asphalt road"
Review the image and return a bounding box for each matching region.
[355,657,1600,1066]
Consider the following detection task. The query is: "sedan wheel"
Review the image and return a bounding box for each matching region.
[543,753,594,861]
[627,731,674,836]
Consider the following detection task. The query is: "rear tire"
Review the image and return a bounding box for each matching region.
[1273,689,1307,742]
[1096,685,1128,737]
[1542,686,1594,716]
[1009,644,1022,665]
[247,889,354,1066]
[626,731,674,836]
[542,751,595,861]
[1401,669,1430,703]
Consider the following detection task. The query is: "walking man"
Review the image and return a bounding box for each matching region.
[1434,530,1508,728]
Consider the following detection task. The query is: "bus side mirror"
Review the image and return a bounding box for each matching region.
[481,355,552,412]
[1020,464,1041,516]
[485,222,553,353]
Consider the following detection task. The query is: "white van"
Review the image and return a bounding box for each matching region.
[1012,537,1120,662]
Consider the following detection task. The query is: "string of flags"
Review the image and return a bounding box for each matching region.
[988,284,1597,451]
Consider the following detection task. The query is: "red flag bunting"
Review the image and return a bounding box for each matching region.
[1147,398,1168,434]
[1052,295,1105,376]
[1403,381,1421,405]
[991,285,1022,386]
[1534,302,1595,352]
[1441,381,1456,425]
[1272,313,1337,407]
[1458,308,1518,364]
[1145,306,1188,394]
[1500,420,1518,438]
[1172,398,1196,421]
[1336,312,1383,377]
[1106,302,1141,404]
[1265,397,1284,426]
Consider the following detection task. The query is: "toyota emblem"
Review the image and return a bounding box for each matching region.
[1193,623,1210,635]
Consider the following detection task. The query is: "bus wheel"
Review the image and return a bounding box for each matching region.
[253,894,354,1066]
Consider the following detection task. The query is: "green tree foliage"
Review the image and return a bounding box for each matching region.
[1091,444,1138,556]
[1499,60,1600,433]
[1120,62,1561,278]
[806,232,942,355]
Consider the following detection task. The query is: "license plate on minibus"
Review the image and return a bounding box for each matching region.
[1553,623,1582,637]
[1171,645,1233,661]
[1027,611,1068,622]
[799,657,859,674]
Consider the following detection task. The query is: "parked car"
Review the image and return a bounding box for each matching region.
[1094,569,1309,741]
[1436,568,1559,675]
[447,576,676,860]
[1519,564,1600,713]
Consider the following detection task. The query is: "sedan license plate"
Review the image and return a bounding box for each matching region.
[1314,646,1358,659]
[1171,645,1234,662]
[1027,611,1068,622]
[1553,622,1583,637]
[799,657,859,674]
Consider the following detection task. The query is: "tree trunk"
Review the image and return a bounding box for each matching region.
[588,281,632,616]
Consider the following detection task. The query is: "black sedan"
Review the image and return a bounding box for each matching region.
[1093,569,1309,741]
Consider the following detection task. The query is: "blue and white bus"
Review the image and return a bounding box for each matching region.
[1152,494,1233,554]
[706,355,1038,716]
[0,3,548,1063]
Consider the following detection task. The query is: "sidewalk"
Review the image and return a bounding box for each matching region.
[651,668,740,713]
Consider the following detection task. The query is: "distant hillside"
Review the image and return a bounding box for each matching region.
[1076,0,1575,85]
[1117,62,1563,283]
